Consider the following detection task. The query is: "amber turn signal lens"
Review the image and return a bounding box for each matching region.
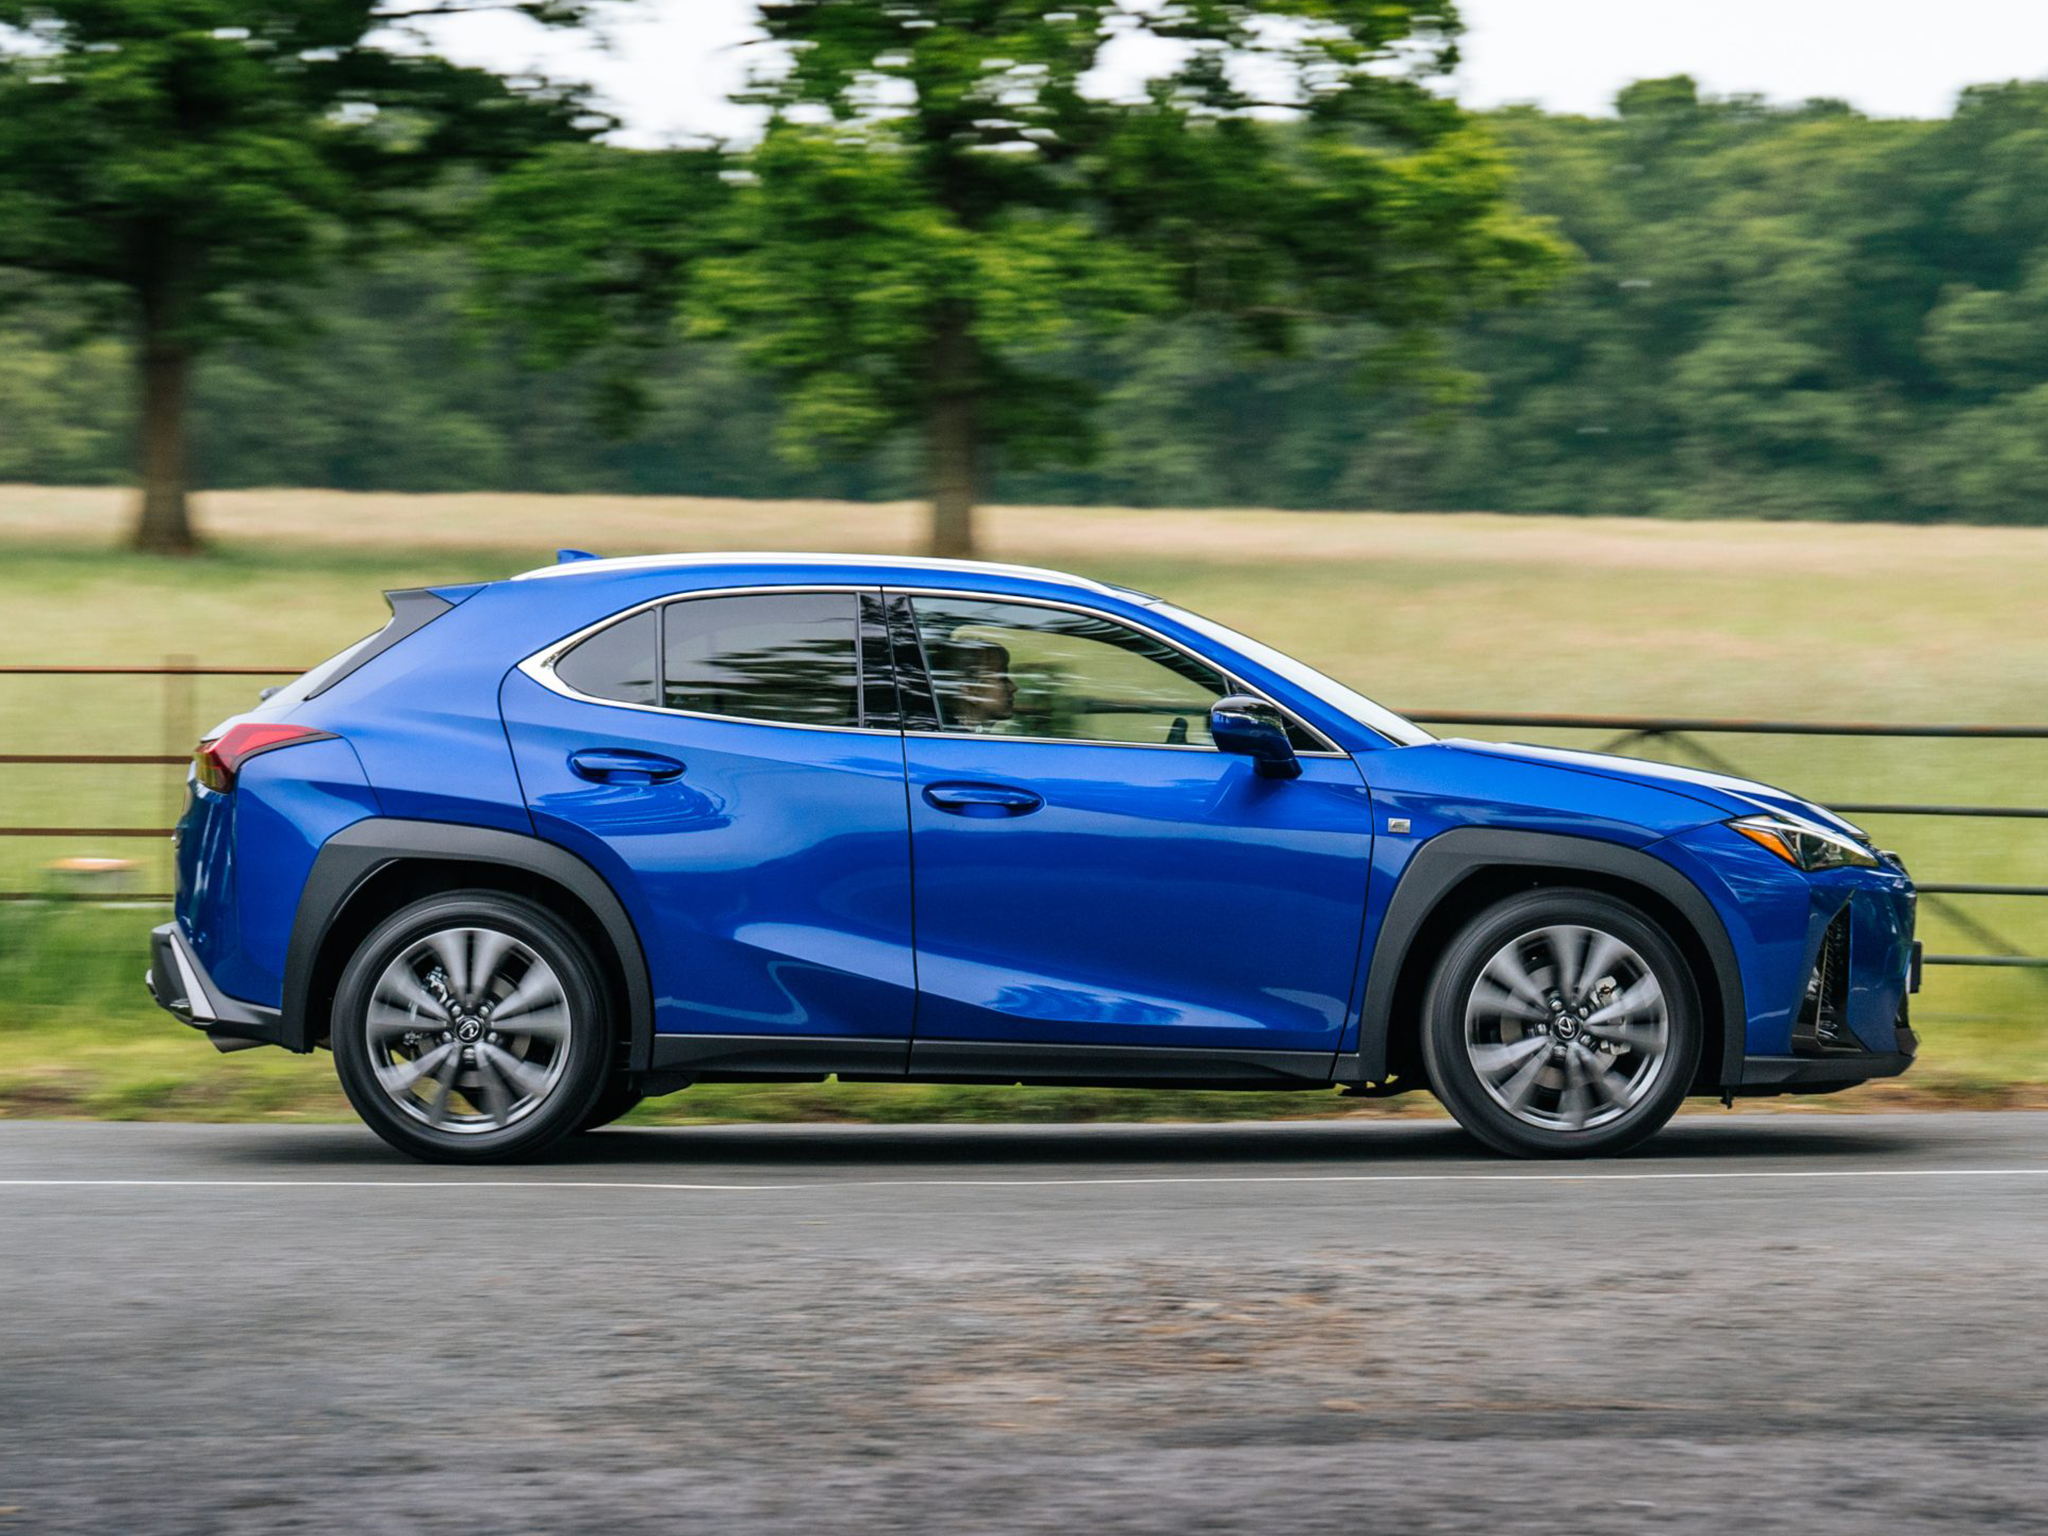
[1731,819,1799,866]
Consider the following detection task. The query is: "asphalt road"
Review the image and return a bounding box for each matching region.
[5,1112,2048,1534]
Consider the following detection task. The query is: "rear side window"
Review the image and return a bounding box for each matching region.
[553,610,658,706]
[662,593,859,728]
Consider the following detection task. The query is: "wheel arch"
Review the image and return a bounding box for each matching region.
[1354,829,1744,1094]
[282,819,654,1070]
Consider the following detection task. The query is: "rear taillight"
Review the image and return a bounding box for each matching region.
[194,723,334,793]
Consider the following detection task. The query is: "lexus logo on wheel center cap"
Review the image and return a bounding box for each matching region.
[455,1018,484,1042]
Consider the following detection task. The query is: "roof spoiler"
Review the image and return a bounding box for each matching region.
[299,587,468,701]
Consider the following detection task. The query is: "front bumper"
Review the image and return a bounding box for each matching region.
[1731,853,1920,1092]
[1734,992,1920,1096]
[146,921,289,1052]
[1731,1032,1919,1095]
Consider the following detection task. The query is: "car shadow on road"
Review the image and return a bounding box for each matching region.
[222,1113,1918,1172]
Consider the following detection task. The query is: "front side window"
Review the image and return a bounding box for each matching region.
[660,592,860,728]
[910,597,1230,747]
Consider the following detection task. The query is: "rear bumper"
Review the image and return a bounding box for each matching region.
[146,922,290,1052]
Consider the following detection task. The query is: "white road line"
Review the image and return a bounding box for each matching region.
[0,1167,2046,1193]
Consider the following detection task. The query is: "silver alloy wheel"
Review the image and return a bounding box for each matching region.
[1463,923,1670,1133]
[364,926,572,1135]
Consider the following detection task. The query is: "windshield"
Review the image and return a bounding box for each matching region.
[1148,603,1435,747]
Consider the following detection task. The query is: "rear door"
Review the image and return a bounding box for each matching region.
[892,591,1374,1059]
[500,587,916,1054]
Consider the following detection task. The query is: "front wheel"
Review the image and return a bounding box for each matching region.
[332,892,612,1163]
[1420,889,1702,1158]
[575,1078,645,1133]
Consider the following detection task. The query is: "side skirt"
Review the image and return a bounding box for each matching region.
[645,1034,1340,1090]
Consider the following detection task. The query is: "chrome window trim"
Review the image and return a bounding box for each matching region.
[899,728,1277,754]
[517,580,1349,757]
[516,585,896,737]
[887,586,1347,758]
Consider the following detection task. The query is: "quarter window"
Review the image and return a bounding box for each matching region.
[552,609,658,706]
[660,592,860,728]
[909,597,1230,747]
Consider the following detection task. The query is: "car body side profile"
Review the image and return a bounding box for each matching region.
[146,552,1921,1161]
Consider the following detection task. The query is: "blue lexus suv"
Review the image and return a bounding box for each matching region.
[147,552,1920,1161]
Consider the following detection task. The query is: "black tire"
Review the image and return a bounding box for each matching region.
[332,891,612,1163]
[575,1078,646,1133]
[1420,888,1702,1159]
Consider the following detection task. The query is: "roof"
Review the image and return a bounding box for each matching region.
[508,551,1132,598]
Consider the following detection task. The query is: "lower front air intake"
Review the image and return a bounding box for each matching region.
[1793,908,1856,1053]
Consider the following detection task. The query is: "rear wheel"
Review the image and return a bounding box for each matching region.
[332,892,611,1163]
[1420,888,1701,1158]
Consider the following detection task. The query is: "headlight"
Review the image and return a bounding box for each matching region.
[1730,814,1879,871]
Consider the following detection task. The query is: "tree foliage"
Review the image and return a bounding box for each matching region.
[0,0,606,549]
[18,72,2048,528]
[476,0,1563,553]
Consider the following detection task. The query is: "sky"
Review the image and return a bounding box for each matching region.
[423,0,2048,146]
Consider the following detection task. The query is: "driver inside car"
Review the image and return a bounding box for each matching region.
[930,635,1018,731]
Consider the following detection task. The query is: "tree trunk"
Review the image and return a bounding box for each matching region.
[132,294,198,555]
[926,305,978,558]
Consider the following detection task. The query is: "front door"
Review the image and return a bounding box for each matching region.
[501,588,916,1048]
[894,592,1374,1057]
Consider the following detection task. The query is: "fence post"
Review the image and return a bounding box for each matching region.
[160,654,193,877]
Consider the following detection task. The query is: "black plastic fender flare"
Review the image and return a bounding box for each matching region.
[1350,828,1747,1092]
[282,818,654,1068]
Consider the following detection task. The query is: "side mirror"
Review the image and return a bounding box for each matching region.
[1210,695,1300,779]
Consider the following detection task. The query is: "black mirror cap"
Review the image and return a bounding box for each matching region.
[1210,695,1302,779]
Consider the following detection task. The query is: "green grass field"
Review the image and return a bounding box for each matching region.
[2,485,2043,1121]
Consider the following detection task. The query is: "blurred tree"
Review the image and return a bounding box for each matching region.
[482,0,1563,556]
[468,142,737,441]
[725,0,1567,555]
[21,72,2048,528]
[0,0,607,552]
[0,288,128,482]
[1421,80,1923,520]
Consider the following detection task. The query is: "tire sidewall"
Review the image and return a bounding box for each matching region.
[575,1079,646,1134]
[1421,888,1702,1159]
[332,892,611,1163]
